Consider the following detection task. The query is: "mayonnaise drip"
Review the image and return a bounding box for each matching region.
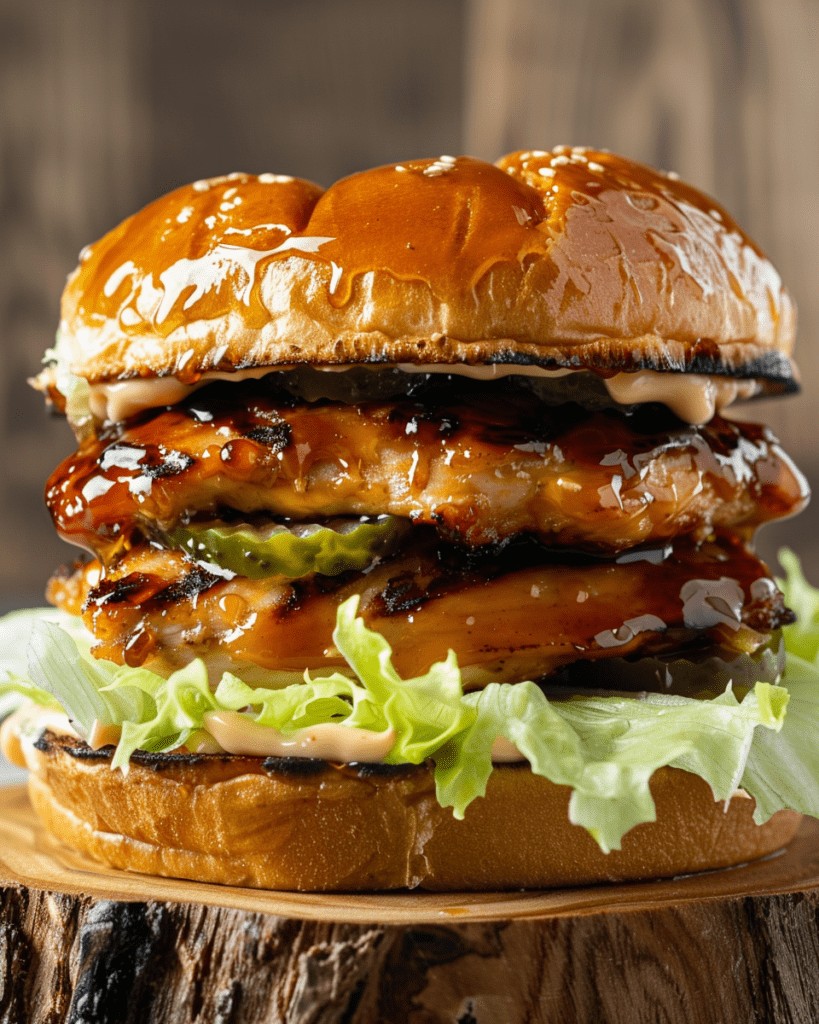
[605,371,760,426]
[88,364,759,426]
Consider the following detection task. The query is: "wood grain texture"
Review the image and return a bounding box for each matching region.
[1,787,819,1023]
[464,0,819,577]
[0,0,149,608]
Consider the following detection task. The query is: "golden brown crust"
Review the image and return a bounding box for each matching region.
[26,733,801,892]
[56,151,796,390]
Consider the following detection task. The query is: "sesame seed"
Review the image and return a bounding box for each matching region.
[552,145,570,154]
[570,154,588,164]
[193,180,211,192]
[666,170,680,180]
[551,155,570,166]
[587,161,604,172]
[424,156,457,177]
[538,167,556,177]
[257,173,294,184]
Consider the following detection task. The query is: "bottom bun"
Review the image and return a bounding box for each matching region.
[26,731,801,892]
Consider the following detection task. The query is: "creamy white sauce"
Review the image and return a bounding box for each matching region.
[88,368,272,422]
[201,712,527,763]
[2,706,760,788]
[88,363,758,426]
[605,371,760,426]
[202,709,397,761]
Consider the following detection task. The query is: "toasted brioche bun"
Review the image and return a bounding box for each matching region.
[26,732,801,892]
[56,149,796,390]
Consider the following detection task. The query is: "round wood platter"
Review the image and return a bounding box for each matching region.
[1,785,819,1023]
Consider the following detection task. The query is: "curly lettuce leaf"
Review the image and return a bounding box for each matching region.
[741,652,819,822]
[332,596,475,763]
[436,680,787,851]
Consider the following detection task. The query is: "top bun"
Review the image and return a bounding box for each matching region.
[57,148,797,389]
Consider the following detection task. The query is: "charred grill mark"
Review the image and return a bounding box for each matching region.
[86,572,157,608]
[139,448,195,479]
[345,761,421,778]
[36,730,425,780]
[35,731,123,762]
[151,566,221,606]
[377,573,434,615]
[242,422,292,451]
[261,756,327,776]
[87,565,223,615]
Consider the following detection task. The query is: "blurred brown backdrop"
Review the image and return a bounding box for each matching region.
[0,0,816,610]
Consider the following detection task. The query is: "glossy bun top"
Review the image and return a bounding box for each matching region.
[56,148,797,387]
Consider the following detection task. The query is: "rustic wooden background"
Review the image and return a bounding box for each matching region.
[0,0,816,610]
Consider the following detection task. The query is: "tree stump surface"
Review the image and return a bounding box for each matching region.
[1,785,819,1023]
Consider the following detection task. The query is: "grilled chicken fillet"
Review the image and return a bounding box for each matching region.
[48,378,807,563]
[48,529,792,689]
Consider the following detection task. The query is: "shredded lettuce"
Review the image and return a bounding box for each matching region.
[2,553,819,851]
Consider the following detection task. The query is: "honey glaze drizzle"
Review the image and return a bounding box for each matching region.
[500,146,782,309]
[299,156,547,307]
[63,150,788,352]
[70,173,325,343]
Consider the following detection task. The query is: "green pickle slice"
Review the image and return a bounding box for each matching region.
[166,516,405,579]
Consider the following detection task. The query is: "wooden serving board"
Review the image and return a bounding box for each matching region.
[1,784,818,1024]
